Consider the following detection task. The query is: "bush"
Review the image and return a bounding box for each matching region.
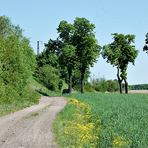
[91,77,119,92]
[92,78,108,92]
[106,80,119,92]
[84,82,95,92]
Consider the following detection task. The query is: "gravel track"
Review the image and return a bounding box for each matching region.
[0,96,67,148]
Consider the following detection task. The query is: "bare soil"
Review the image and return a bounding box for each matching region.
[0,96,67,148]
[129,90,148,94]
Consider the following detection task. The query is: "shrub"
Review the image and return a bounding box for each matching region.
[106,80,119,92]
[92,77,108,92]
[91,77,119,92]
[84,82,95,92]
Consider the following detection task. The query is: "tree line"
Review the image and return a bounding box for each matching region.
[1,15,147,98]
[36,17,148,94]
[129,84,148,90]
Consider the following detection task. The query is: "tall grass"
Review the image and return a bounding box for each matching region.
[67,93,148,147]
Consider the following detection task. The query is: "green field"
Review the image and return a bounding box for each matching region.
[54,93,148,148]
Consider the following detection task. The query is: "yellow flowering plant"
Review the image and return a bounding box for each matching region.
[63,98,100,147]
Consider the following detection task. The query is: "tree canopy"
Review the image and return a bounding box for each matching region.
[102,33,138,94]
[73,17,101,93]
[57,17,101,93]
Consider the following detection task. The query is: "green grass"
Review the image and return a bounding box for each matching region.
[69,93,148,147]
[54,92,148,148]
[0,100,37,117]
[29,77,61,97]
[0,77,61,117]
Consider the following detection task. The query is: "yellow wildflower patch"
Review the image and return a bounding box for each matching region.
[63,98,100,147]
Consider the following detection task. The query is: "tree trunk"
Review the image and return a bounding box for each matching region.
[119,81,122,94]
[117,67,122,94]
[80,71,85,93]
[124,79,128,94]
[68,69,72,93]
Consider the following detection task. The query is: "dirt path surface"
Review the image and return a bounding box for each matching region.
[0,96,67,148]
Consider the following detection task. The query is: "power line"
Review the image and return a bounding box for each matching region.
[37,41,43,55]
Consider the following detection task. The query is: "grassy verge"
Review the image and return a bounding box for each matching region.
[53,98,100,147]
[54,92,148,148]
[29,77,61,97]
[0,77,61,117]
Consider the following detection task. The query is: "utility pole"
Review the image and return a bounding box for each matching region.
[37,41,40,55]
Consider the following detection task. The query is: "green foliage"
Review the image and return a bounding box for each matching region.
[40,17,100,93]
[0,16,36,103]
[0,75,62,116]
[103,34,137,67]
[91,77,119,92]
[59,44,76,92]
[36,65,62,91]
[84,82,95,92]
[0,77,41,116]
[59,45,76,69]
[143,33,148,53]
[37,39,62,68]
[35,39,64,92]
[92,77,108,92]
[1,36,35,95]
[30,77,61,97]
[73,18,101,93]
[106,80,119,92]
[129,84,148,90]
[0,16,13,37]
[57,20,74,44]
[67,93,148,147]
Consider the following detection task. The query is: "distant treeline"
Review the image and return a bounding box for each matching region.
[129,84,148,90]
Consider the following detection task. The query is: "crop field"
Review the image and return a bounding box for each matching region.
[54,93,148,148]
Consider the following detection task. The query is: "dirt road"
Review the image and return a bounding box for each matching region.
[0,96,67,148]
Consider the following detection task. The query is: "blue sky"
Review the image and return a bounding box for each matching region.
[1,0,148,84]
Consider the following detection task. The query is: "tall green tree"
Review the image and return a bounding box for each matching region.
[73,18,101,93]
[44,18,100,93]
[102,33,138,94]
[57,21,75,93]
